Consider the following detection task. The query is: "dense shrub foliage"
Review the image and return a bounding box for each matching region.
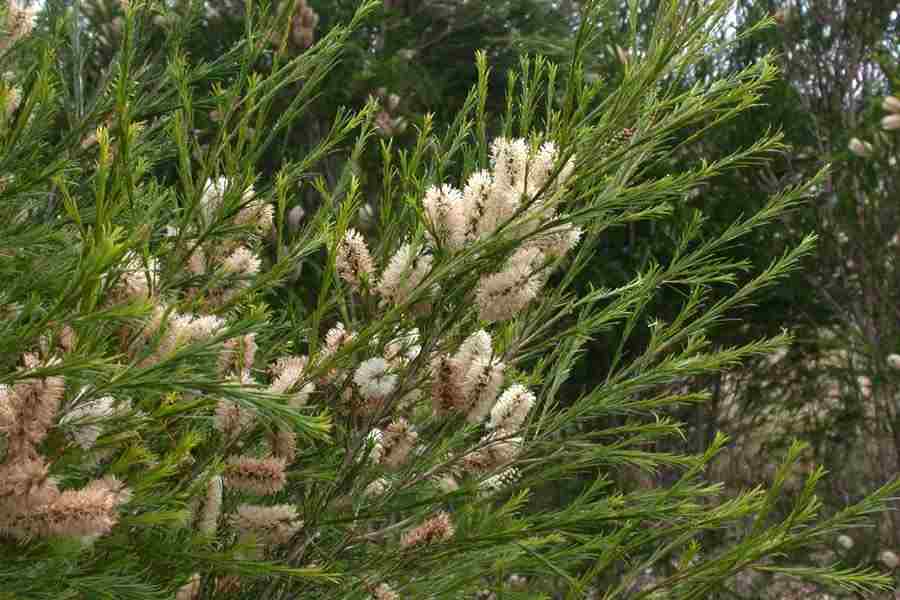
[0,1,898,599]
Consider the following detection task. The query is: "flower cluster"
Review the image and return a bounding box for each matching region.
[276,0,319,50]
[185,178,273,307]
[400,510,455,549]
[334,136,581,322]
[0,353,130,540]
[1,1,35,52]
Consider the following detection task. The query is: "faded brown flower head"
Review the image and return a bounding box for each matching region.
[215,399,255,440]
[379,418,417,470]
[1,372,65,460]
[224,456,287,496]
[400,511,454,548]
[35,483,121,538]
[269,428,298,463]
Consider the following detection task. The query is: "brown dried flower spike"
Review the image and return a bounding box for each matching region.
[400,510,455,549]
[223,456,287,496]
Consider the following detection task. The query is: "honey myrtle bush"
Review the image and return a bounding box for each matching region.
[1,1,898,599]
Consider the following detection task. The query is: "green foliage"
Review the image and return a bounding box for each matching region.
[0,1,898,599]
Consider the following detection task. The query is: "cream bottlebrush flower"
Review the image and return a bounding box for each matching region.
[423,184,467,249]
[85,475,132,506]
[479,468,519,495]
[354,357,398,402]
[463,430,523,472]
[190,315,227,341]
[482,430,523,469]
[491,137,530,195]
[199,177,231,220]
[214,399,255,440]
[526,141,560,196]
[113,252,158,302]
[377,243,433,305]
[234,196,275,234]
[0,457,60,514]
[222,246,262,277]
[219,333,257,377]
[364,477,390,498]
[3,83,21,115]
[489,385,535,431]
[533,221,583,258]
[365,429,385,464]
[290,382,315,409]
[232,504,303,546]
[2,2,36,49]
[323,322,355,356]
[433,474,459,494]
[454,330,493,374]
[187,247,207,276]
[59,396,117,450]
[836,534,854,550]
[36,483,122,538]
[197,475,223,536]
[430,353,466,415]
[198,177,225,214]
[880,549,899,569]
[461,169,494,241]
[269,428,298,462]
[475,247,544,322]
[2,375,65,459]
[335,228,375,292]
[461,357,505,423]
[384,328,421,366]
[223,456,287,496]
[400,511,454,549]
[319,322,355,383]
[370,583,399,600]
[151,312,226,361]
[152,313,195,358]
[379,418,418,470]
[269,355,308,394]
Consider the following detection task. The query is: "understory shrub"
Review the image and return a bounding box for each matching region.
[1,0,898,598]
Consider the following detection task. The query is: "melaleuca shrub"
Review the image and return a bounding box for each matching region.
[2,1,900,600]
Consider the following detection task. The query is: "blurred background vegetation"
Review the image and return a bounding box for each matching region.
[17,0,900,594]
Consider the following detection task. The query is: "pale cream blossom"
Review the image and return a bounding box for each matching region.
[423,184,466,249]
[377,243,433,305]
[59,396,118,450]
[197,476,223,536]
[335,228,375,292]
[489,384,535,431]
[461,357,505,423]
[475,247,544,322]
[222,246,261,277]
[232,504,303,547]
[354,357,397,402]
